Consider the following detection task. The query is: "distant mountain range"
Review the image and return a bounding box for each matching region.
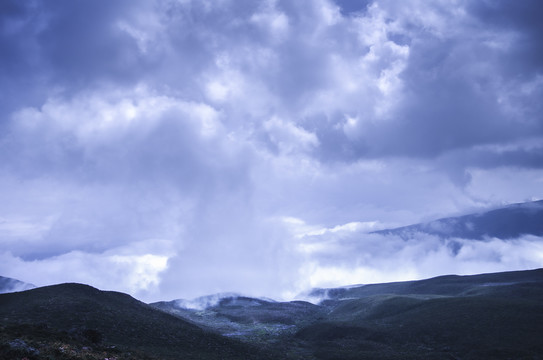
[373,199,543,240]
[0,276,35,294]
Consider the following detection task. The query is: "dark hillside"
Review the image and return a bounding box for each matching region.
[296,293,543,360]
[152,295,324,346]
[297,270,543,360]
[314,267,543,300]
[0,283,275,360]
[2,269,542,359]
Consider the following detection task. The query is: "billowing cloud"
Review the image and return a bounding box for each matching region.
[0,0,542,302]
[0,243,171,299]
[293,224,543,294]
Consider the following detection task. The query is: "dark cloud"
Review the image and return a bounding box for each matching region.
[469,0,543,76]
[37,0,145,85]
[320,0,543,172]
[0,1,46,115]
[0,0,542,301]
[331,0,373,16]
[0,0,37,73]
[377,71,513,157]
[441,144,543,172]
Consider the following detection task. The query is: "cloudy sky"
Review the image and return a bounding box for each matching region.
[1,0,542,302]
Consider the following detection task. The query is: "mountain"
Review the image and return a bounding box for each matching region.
[0,275,35,294]
[155,269,543,360]
[373,199,543,240]
[2,268,543,359]
[0,283,275,360]
[308,267,543,300]
[296,268,543,359]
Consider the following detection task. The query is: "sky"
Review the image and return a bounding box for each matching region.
[1,0,543,302]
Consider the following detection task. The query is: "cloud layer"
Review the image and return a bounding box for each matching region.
[0,0,542,301]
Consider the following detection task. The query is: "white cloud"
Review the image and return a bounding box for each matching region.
[250,1,290,42]
[1,0,542,303]
[12,87,223,146]
[0,216,56,239]
[466,167,543,204]
[263,116,319,154]
[0,245,172,298]
[294,231,543,292]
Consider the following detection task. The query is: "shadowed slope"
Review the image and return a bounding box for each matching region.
[311,268,543,300]
[2,269,542,359]
[152,295,324,342]
[0,283,275,360]
[298,269,543,360]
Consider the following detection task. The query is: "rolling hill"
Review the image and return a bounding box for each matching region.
[0,283,276,360]
[2,269,542,359]
[300,268,543,359]
[156,268,543,360]
[152,295,324,342]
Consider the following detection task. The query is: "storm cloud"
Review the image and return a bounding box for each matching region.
[0,0,542,301]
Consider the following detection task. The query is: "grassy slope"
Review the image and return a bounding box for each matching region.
[152,297,323,332]
[320,268,543,299]
[151,269,543,359]
[2,269,542,359]
[296,270,543,360]
[152,296,325,359]
[0,283,275,360]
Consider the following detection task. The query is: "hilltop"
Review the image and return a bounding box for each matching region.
[154,268,543,360]
[0,283,275,360]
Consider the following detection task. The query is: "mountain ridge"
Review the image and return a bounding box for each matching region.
[2,199,543,359]
[0,275,35,294]
[372,199,543,240]
[0,282,276,360]
[308,267,543,301]
[2,268,543,359]
[150,267,543,359]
